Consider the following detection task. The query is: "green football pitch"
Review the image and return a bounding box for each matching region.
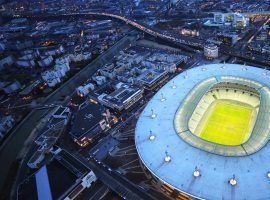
[195,100,256,146]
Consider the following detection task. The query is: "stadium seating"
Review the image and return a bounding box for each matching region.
[174,76,270,156]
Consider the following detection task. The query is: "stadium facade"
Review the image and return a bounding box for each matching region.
[135,64,270,200]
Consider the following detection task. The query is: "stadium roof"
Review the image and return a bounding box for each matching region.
[135,64,270,200]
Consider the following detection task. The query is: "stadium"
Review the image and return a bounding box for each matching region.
[135,64,270,200]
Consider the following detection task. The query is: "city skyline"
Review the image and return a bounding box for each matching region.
[0,1,269,200]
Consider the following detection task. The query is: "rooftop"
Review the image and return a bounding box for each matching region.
[70,103,106,139]
[137,68,168,87]
[98,83,143,110]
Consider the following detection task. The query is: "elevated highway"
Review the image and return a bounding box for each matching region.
[28,11,270,66]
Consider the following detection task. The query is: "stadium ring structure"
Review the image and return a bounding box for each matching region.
[135,64,270,200]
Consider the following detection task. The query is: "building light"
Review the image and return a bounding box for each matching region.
[151,109,156,119]
[183,70,188,79]
[172,81,177,89]
[149,135,155,140]
[193,167,201,177]
[229,175,237,186]
[263,68,268,76]
[161,93,166,102]
[267,172,270,179]
[149,130,155,141]
[164,151,171,162]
